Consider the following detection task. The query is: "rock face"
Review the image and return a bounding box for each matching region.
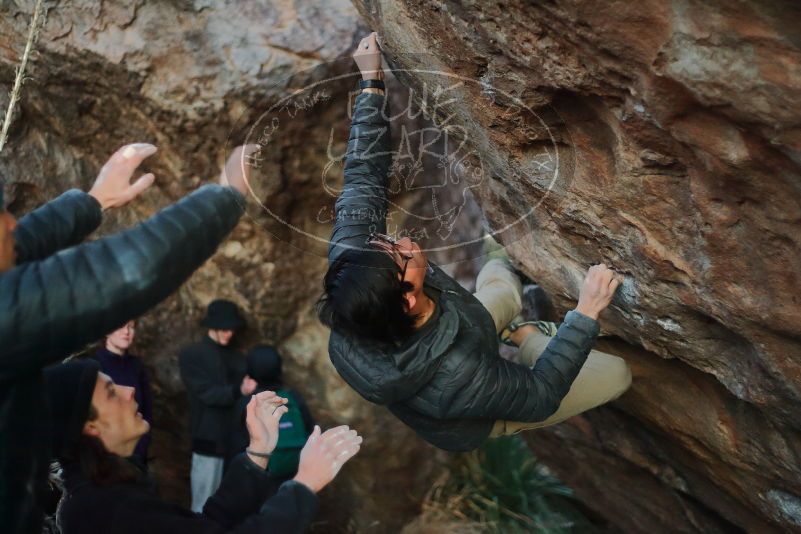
[0,1,461,531]
[354,0,801,532]
[5,0,801,532]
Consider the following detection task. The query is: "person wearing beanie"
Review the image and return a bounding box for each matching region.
[93,320,154,466]
[43,360,364,534]
[0,144,253,534]
[44,360,103,460]
[228,346,314,480]
[179,299,255,512]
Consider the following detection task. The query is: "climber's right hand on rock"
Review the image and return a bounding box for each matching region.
[219,144,258,196]
[293,425,362,493]
[89,143,157,210]
[575,263,621,320]
[353,32,384,80]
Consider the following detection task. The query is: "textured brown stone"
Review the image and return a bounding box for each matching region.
[353,0,801,531]
[4,0,801,531]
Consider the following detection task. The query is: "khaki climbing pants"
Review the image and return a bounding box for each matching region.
[472,259,632,437]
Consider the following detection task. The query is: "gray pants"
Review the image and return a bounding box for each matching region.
[472,259,632,437]
[190,452,224,513]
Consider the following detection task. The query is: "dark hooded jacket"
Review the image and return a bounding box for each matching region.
[57,453,317,534]
[0,185,244,533]
[326,92,600,452]
[179,336,247,457]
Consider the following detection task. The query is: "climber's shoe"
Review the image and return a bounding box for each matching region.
[500,318,559,347]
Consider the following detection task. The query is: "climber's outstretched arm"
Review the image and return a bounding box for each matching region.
[438,264,622,422]
[329,32,391,264]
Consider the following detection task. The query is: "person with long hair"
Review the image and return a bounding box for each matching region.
[44,359,362,533]
[94,320,154,466]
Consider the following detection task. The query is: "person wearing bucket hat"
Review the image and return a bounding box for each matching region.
[201,299,247,331]
[0,144,255,534]
[44,360,362,534]
[179,299,255,512]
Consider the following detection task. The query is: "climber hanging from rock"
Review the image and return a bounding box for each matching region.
[317,32,632,452]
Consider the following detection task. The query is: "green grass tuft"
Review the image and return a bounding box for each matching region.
[419,436,596,533]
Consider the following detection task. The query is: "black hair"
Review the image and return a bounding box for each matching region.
[317,246,418,345]
[66,405,142,486]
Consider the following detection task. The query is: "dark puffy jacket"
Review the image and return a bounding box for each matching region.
[179,336,246,456]
[58,453,317,534]
[0,185,244,533]
[326,93,600,452]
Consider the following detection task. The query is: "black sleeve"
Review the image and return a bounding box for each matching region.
[440,311,601,422]
[14,189,103,263]
[202,454,281,527]
[0,185,244,381]
[328,92,391,265]
[203,454,318,534]
[242,481,317,534]
[77,460,316,534]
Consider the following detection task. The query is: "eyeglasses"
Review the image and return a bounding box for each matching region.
[368,232,414,280]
